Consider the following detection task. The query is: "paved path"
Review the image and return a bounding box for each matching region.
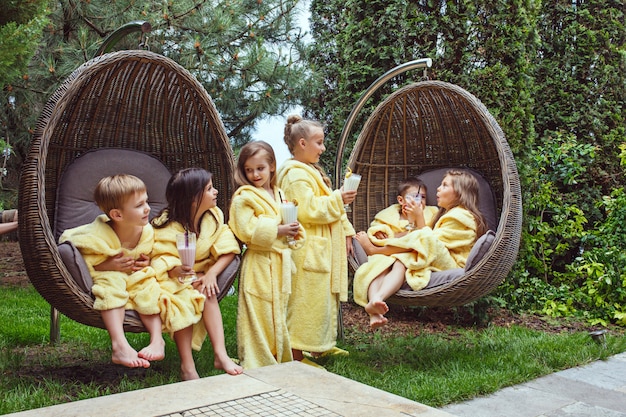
[440,352,626,417]
[7,353,626,416]
[6,361,452,417]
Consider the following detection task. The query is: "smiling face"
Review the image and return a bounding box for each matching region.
[295,126,326,164]
[244,150,274,191]
[436,175,458,210]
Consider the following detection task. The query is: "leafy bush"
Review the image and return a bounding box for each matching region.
[502,133,626,325]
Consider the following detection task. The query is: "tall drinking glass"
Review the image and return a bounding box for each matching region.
[343,173,362,213]
[404,192,422,231]
[176,231,197,284]
[280,202,298,247]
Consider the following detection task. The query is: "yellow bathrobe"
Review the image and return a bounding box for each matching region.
[228,185,305,369]
[368,203,439,247]
[152,208,241,351]
[276,159,355,353]
[353,206,477,307]
[59,214,161,314]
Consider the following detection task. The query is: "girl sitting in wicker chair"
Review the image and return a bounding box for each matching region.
[353,169,488,329]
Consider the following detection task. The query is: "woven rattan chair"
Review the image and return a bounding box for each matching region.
[335,59,522,307]
[18,50,238,340]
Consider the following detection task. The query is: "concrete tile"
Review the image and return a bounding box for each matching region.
[6,373,274,417]
[6,361,451,417]
[556,356,626,391]
[245,361,454,417]
[526,374,626,413]
[440,385,575,417]
[539,401,626,417]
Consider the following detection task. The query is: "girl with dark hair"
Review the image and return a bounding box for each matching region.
[152,168,243,379]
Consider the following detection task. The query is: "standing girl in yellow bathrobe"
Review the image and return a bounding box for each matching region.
[151,168,243,380]
[276,115,357,362]
[354,170,488,329]
[228,141,305,369]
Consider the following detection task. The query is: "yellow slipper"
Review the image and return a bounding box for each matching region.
[320,346,349,357]
[300,358,326,370]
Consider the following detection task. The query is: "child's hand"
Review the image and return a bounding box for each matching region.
[193,270,219,298]
[341,188,357,205]
[405,200,425,228]
[373,231,388,240]
[167,265,193,279]
[278,222,299,239]
[132,253,150,271]
[94,253,135,273]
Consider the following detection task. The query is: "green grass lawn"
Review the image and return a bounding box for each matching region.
[1,284,625,415]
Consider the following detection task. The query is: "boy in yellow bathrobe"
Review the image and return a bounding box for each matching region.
[277,115,356,362]
[366,176,439,246]
[59,174,165,369]
[354,170,488,329]
[152,168,243,380]
[229,141,305,369]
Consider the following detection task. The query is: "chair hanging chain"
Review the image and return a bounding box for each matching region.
[422,66,430,81]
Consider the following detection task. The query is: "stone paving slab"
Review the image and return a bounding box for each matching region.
[6,361,453,417]
[441,352,626,417]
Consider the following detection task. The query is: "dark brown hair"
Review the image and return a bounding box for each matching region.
[154,168,213,233]
[397,176,427,198]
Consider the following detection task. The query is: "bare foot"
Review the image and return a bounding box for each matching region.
[181,368,200,381]
[354,231,377,255]
[138,338,166,361]
[215,355,243,376]
[365,299,389,316]
[112,345,150,368]
[369,313,388,329]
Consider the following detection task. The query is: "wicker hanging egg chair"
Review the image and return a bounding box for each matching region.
[335,59,523,307]
[18,49,239,339]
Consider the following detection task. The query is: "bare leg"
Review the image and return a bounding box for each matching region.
[173,326,199,380]
[365,261,407,329]
[292,349,304,361]
[137,313,166,361]
[101,307,150,368]
[202,297,243,375]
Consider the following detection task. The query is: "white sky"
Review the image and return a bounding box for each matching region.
[250,0,310,167]
[252,108,300,166]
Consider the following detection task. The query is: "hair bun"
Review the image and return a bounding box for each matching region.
[286,114,302,124]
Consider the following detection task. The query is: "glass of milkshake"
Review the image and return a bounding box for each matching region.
[176,231,197,284]
[343,172,362,213]
[280,201,298,247]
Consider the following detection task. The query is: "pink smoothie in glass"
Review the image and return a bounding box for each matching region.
[178,246,196,268]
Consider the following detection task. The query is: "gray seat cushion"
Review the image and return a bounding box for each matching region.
[54,148,172,241]
[58,240,93,294]
[54,148,172,296]
[464,229,496,271]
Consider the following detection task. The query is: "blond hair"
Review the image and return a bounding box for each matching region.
[284,114,331,187]
[94,174,147,215]
[234,140,277,187]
